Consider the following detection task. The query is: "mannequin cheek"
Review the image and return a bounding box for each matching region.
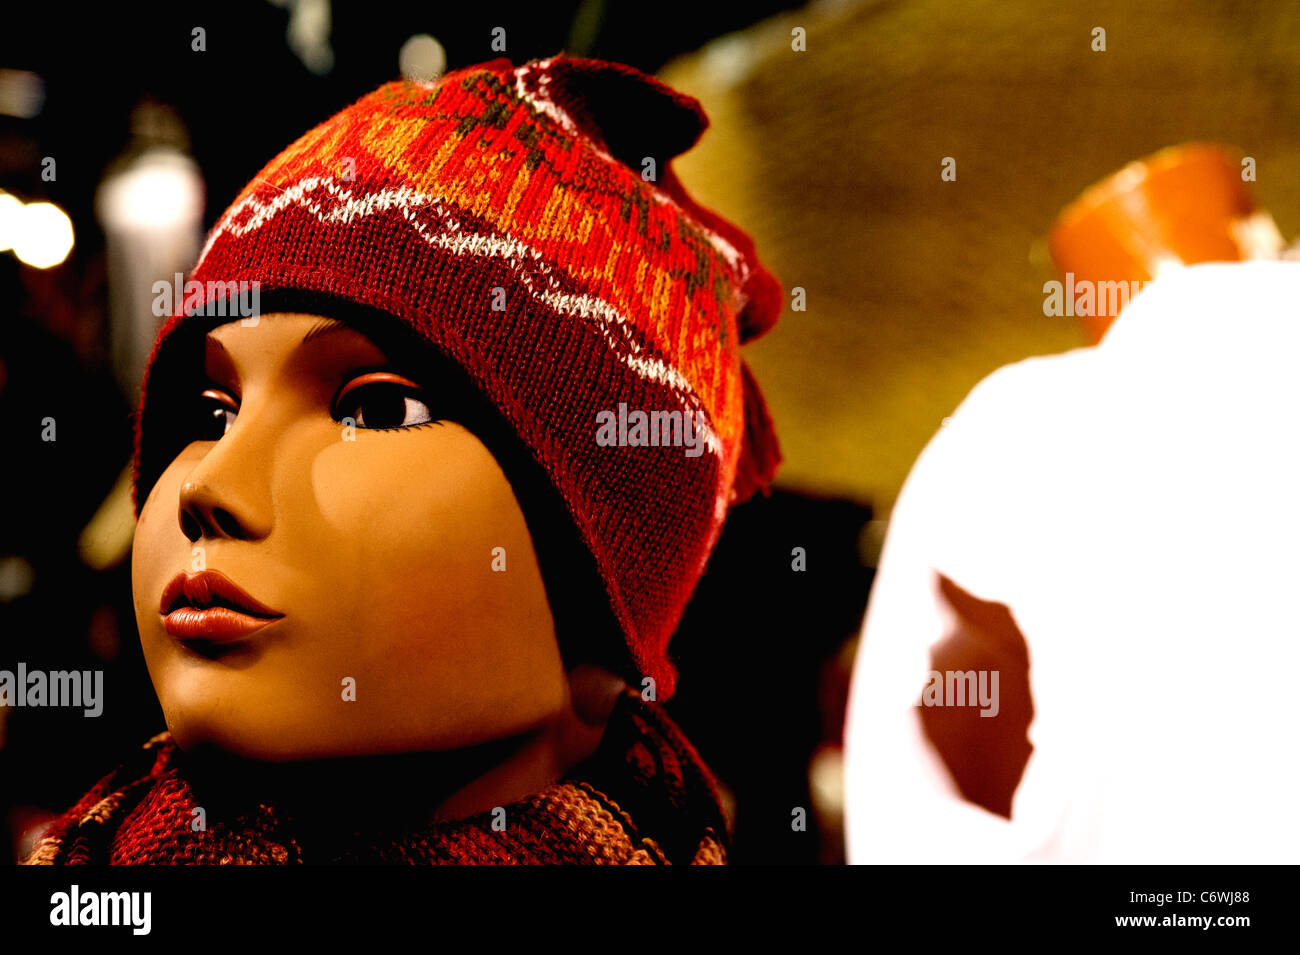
[306,424,534,577]
[305,427,564,712]
[132,453,203,643]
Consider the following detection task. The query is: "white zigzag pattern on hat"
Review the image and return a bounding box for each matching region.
[194,175,728,488]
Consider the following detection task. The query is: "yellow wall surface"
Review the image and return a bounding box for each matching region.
[660,0,1300,531]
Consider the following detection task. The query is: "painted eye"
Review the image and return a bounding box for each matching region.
[335,380,435,430]
[197,389,237,440]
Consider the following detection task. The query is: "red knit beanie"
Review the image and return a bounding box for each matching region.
[131,54,782,700]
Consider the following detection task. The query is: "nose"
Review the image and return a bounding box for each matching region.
[178,483,258,542]
[177,419,275,544]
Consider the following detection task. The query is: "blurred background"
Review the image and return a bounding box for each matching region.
[3,0,1300,865]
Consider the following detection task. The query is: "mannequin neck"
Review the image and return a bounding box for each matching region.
[177,666,627,829]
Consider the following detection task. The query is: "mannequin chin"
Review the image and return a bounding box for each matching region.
[132,312,625,818]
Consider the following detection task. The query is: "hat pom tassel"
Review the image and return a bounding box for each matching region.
[730,360,781,506]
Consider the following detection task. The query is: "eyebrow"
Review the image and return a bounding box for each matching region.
[299,318,349,345]
[203,318,352,354]
[201,317,421,394]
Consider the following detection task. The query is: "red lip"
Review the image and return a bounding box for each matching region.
[160,570,283,644]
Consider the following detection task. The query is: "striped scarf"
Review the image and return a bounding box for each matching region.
[23,690,727,865]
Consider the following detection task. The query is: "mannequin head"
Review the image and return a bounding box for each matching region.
[132,311,626,785]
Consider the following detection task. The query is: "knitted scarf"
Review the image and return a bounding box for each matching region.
[23,690,727,865]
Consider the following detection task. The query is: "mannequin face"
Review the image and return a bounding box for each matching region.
[132,313,569,761]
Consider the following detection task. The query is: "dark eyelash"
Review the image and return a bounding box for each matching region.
[332,378,445,432]
[366,420,445,433]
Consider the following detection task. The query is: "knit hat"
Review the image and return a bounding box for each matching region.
[131,54,782,700]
